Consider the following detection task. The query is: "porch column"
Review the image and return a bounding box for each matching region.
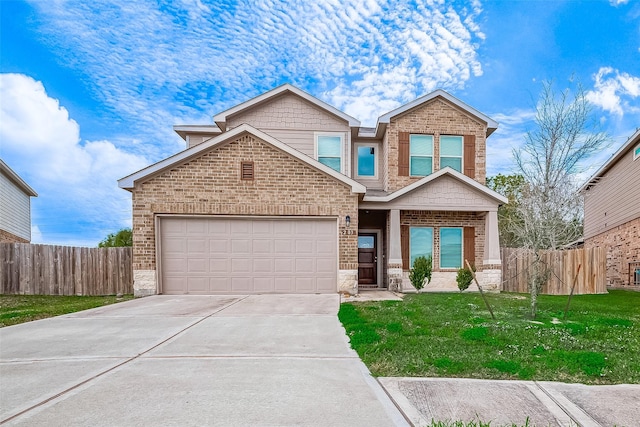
[484,210,501,264]
[388,209,403,291]
[477,209,502,292]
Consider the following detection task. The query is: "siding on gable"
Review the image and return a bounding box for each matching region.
[360,175,498,211]
[584,147,640,239]
[187,134,217,149]
[0,172,31,241]
[386,98,487,193]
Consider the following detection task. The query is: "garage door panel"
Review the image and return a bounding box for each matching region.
[274,258,294,273]
[231,258,251,273]
[187,239,206,254]
[253,259,273,273]
[232,277,252,291]
[254,277,274,292]
[210,277,230,292]
[186,219,207,234]
[187,258,208,273]
[274,240,292,254]
[187,277,209,293]
[160,217,337,294]
[253,239,273,254]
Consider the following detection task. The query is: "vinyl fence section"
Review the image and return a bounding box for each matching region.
[0,243,133,295]
[501,247,607,295]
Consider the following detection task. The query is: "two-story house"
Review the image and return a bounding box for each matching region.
[119,84,507,297]
[582,129,640,288]
[1,159,38,243]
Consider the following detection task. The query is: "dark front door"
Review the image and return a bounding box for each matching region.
[358,234,377,286]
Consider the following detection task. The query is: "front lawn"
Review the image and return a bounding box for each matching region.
[339,290,640,384]
[0,294,134,327]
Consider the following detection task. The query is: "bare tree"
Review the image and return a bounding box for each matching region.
[510,81,608,317]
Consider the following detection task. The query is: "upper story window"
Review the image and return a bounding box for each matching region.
[634,144,640,160]
[409,134,433,176]
[316,134,343,173]
[355,143,377,178]
[440,135,463,173]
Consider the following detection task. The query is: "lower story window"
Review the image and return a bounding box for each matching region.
[440,227,462,269]
[410,227,433,267]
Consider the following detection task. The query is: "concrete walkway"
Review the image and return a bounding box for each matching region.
[0,295,407,426]
[381,377,640,426]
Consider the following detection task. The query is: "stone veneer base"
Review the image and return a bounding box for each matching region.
[133,270,157,297]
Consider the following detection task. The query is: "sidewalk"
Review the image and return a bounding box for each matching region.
[380,377,640,427]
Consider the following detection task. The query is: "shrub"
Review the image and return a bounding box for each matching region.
[456,266,474,292]
[409,255,432,291]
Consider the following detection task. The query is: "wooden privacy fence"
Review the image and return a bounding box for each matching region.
[0,243,133,296]
[501,247,607,295]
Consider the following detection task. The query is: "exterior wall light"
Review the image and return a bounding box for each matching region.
[345,215,351,228]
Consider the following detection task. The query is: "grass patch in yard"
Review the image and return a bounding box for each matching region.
[338,290,640,384]
[0,294,134,327]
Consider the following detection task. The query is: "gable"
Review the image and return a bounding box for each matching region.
[361,170,505,211]
[226,92,349,131]
[391,98,487,135]
[119,124,365,194]
[135,133,358,205]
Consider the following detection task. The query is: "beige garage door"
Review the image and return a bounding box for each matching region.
[159,217,338,294]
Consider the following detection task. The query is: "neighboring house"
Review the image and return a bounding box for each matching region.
[119,84,507,297]
[582,129,640,287]
[0,159,37,243]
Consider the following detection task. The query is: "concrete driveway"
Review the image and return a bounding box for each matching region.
[0,295,408,426]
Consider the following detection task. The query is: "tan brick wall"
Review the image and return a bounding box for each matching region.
[386,98,487,192]
[585,216,640,287]
[400,210,486,271]
[131,133,359,272]
[0,228,29,243]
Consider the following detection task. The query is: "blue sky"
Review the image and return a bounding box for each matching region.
[1,0,639,246]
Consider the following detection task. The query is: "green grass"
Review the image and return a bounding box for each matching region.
[0,294,134,327]
[338,290,640,384]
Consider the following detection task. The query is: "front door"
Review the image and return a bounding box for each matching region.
[358,234,377,286]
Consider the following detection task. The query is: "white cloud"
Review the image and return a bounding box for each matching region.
[0,73,148,246]
[26,0,484,129]
[609,0,629,6]
[586,67,640,116]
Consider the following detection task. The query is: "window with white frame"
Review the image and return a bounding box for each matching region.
[409,134,433,176]
[440,135,463,173]
[440,227,463,269]
[355,143,377,177]
[634,144,640,161]
[316,134,343,172]
[410,227,433,267]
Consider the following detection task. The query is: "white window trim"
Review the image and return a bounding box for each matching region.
[439,135,464,173]
[409,134,434,177]
[439,227,463,270]
[314,132,345,174]
[409,226,434,268]
[634,143,640,161]
[354,142,379,179]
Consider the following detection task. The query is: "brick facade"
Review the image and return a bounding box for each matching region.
[386,98,487,192]
[0,228,29,243]
[131,133,359,289]
[585,217,640,287]
[400,210,486,271]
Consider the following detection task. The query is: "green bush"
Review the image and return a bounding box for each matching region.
[409,255,432,291]
[456,266,474,292]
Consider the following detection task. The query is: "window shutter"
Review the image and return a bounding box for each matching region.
[401,225,409,270]
[463,135,476,179]
[241,161,254,180]
[464,226,475,268]
[398,132,410,176]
